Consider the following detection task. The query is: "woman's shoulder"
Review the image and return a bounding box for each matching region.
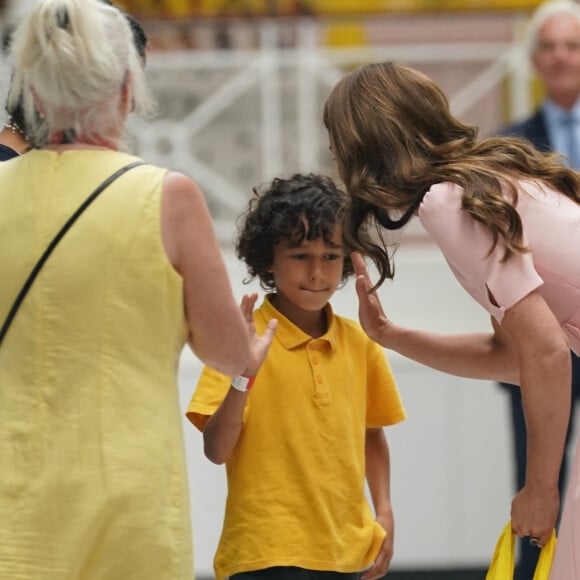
[420,181,464,210]
[418,181,464,229]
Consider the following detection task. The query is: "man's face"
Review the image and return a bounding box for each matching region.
[532,13,580,106]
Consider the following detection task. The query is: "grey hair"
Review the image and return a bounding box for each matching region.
[526,0,580,56]
[8,0,155,146]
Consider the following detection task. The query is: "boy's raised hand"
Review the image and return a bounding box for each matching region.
[241,293,278,377]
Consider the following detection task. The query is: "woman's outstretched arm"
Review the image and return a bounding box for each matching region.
[352,252,519,383]
[353,252,570,546]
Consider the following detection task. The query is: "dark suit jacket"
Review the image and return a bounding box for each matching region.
[497,107,552,153]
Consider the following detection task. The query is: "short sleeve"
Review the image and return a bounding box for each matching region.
[366,339,406,428]
[418,182,544,323]
[186,365,231,431]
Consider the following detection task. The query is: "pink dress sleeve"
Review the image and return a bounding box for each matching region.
[418,182,544,323]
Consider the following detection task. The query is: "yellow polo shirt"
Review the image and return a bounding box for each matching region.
[187,295,405,580]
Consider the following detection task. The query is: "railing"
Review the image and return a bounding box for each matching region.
[0,14,533,244]
[129,16,532,242]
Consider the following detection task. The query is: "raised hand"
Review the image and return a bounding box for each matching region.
[352,252,391,347]
[240,293,278,377]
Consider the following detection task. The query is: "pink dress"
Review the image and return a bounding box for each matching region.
[418,181,580,579]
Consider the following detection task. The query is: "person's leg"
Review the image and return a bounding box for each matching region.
[550,432,580,579]
[562,352,580,500]
[550,352,580,578]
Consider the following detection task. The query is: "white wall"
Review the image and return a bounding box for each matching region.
[177,239,518,575]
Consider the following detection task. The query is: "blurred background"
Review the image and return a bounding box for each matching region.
[1,1,571,579]
[117,0,542,246]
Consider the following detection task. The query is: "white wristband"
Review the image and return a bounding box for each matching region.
[231,375,256,392]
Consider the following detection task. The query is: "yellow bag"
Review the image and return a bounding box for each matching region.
[486,522,557,580]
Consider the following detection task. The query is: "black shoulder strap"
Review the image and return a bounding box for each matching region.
[0,160,145,347]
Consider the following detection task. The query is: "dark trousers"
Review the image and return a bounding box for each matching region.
[231,567,360,580]
[500,352,580,580]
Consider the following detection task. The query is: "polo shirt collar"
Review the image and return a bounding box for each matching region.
[260,294,337,351]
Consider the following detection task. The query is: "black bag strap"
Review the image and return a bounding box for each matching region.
[0,160,145,347]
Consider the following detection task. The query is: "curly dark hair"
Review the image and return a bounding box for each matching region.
[236,173,355,290]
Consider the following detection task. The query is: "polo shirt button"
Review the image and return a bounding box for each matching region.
[316,375,323,384]
[312,357,319,364]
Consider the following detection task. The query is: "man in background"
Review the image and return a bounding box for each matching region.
[498,1,580,578]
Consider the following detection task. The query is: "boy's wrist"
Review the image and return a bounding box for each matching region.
[231,374,256,392]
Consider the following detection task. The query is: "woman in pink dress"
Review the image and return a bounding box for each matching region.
[323,61,580,578]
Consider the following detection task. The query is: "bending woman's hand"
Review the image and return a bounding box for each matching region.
[511,483,559,549]
[352,252,393,346]
[241,293,278,377]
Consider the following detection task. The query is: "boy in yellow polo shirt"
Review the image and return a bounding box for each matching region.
[187,173,405,580]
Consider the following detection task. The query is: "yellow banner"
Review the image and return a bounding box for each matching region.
[119,0,544,18]
[310,0,542,12]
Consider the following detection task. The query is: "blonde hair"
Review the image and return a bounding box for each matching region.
[323,61,580,287]
[8,0,154,146]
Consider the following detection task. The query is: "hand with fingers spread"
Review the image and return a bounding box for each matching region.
[240,292,278,377]
[200,293,276,466]
[352,252,393,347]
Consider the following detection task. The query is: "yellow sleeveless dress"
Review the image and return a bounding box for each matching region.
[0,149,193,579]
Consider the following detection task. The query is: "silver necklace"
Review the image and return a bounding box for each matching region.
[3,118,28,142]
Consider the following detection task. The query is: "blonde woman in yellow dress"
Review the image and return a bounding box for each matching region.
[0,1,255,578]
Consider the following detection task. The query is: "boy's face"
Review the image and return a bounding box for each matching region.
[269,224,345,315]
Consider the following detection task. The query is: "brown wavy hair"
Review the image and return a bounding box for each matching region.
[323,61,580,288]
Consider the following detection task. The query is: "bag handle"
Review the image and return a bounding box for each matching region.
[0,160,145,347]
[486,522,557,580]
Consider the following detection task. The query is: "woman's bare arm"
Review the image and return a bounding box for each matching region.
[161,171,250,377]
[502,291,570,546]
[353,252,570,545]
[353,253,519,382]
